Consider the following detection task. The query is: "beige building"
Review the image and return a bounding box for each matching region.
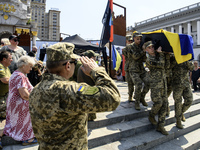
[21,0,60,41]
[127,2,200,61]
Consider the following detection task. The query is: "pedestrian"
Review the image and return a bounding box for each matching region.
[171,56,194,129]
[127,32,149,110]
[122,36,134,102]
[144,41,170,135]
[0,35,27,73]
[29,42,120,150]
[0,51,12,119]
[3,55,38,146]
[190,61,200,92]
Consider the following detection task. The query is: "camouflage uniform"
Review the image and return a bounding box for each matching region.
[146,52,170,128]
[0,63,11,118]
[77,63,97,121]
[29,42,120,150]
[171,56,194,127]
[165,53,173,116]
[127,42,149,108]
[122,45,134,101]
[78,50,99,121]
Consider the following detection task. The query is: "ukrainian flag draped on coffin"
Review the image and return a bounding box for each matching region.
[142,29,194,64]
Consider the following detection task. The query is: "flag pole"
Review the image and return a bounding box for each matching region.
[109,41,112,77]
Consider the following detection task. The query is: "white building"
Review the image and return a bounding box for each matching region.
[127,2,200,62]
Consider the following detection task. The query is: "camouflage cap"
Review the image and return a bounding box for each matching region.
[133,31,142,37]
[46,42,80,62]
[83,50,99,58]
[143,41,154,49]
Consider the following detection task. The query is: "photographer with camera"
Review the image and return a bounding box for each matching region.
[0,35,27,73]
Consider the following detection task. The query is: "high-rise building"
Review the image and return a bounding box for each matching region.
[21,0,60,41]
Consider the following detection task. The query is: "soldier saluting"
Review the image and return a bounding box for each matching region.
[29,42,120,150]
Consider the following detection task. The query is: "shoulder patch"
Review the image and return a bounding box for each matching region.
[78,86,99,95]
[78,86,85,92]
[0,69,3,72]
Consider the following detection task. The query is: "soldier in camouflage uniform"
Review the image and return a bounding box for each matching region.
[171,55,194,129]
[127,32,149,110]
[77,50,99,121]
[145,41,170,135]
[0,51,12,118]
[123,36,134,102]
[29,42,120,150]
[165,53,173,116]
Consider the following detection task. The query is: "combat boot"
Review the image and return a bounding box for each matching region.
[128,95,134,102]
[181,114,186,122]
[134,102,140,110]
[148,115,157,125]
[140,98,148,106]
[176,120,183,129]
[156,126,169,135]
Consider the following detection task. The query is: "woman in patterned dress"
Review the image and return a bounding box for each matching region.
[3,55,38,146]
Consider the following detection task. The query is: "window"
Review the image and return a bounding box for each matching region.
[182,28,184,33]
[191,26,193,32]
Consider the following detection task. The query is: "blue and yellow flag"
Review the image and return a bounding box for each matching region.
[112,45,122,71]
[142,29,194,64]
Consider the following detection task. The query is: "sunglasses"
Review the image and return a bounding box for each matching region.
[13,38,19,42]
[1,42,4,45]
[62,59,77,66]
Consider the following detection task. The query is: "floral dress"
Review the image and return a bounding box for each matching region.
[4,70,35,141]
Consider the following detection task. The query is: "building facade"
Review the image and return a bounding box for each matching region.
[0,0,38,51]
[127,2,200,61]
[22,0,60,41]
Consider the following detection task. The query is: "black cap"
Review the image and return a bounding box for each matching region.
[9,35,20,40]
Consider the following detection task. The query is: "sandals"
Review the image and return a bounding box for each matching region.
[22,137,38,146]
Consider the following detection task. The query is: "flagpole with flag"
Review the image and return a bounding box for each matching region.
[100,0,113,77]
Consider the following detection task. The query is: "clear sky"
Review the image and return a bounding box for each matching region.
[46,0,200,40]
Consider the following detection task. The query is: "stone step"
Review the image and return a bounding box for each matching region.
[88,97,200,130]
[89,114,200,150]
[150,128,200,150]
[88,103,200,149]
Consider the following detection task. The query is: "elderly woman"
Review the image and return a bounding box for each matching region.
[3,56,38,145]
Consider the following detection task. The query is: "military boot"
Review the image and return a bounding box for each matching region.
[134,102,140,110]
[128,95,134,102]
[140,98,148,106]
[176,120,183,129]
[156,126,169,135]
[148,115,157,125]
[181,114,186,122]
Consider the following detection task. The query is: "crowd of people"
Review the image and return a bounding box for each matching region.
[123,32,195,135]
[0,35,120,149]
[0,32,197,149]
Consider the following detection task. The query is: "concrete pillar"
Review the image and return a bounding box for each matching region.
[187,22,191,35]
[32,35,37,46]
[197,20,200,45]
[171,26,174,33]
[179,24,182,34]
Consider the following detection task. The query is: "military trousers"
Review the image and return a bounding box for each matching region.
[150,86,168,127]
[125,71,134,98]
[0,93,8,119]
[129,71,149,103]
[173,86,193,120]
